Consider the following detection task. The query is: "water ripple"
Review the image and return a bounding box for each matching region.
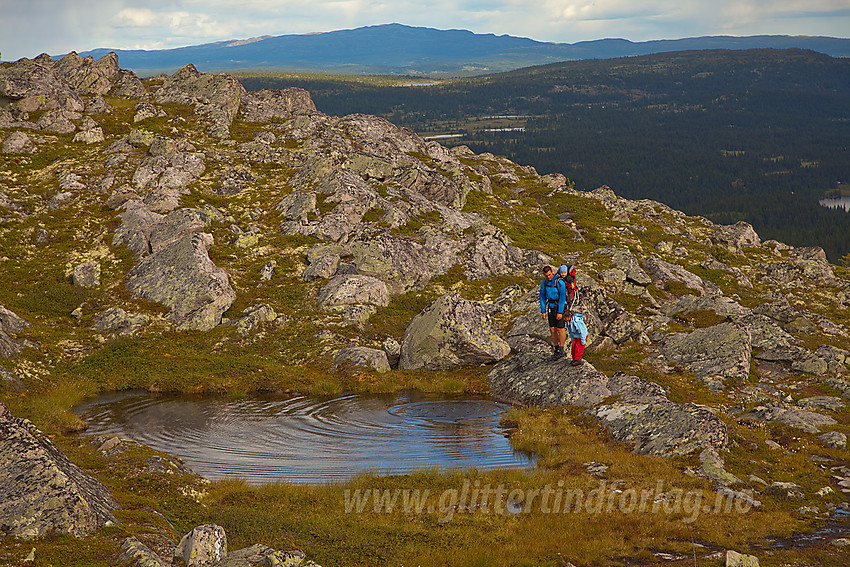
[73,391,534,484]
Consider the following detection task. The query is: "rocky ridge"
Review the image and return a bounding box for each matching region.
[1,52,849,561]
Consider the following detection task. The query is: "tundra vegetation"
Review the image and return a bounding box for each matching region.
[0,52,848,566]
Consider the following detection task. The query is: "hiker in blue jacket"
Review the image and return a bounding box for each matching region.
[568,312,588,366]
[539,265,567,359]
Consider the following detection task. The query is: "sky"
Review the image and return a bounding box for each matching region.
[2,0,849,61]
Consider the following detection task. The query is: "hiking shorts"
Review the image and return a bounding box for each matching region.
[547,308,566,329]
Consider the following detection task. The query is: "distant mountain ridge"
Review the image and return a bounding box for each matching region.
[73,23,850,77]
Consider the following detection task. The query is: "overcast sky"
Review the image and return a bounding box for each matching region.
[2,0,849,61]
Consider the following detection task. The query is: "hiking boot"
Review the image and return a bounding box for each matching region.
[570,359,582,366]
[550,346,561,360]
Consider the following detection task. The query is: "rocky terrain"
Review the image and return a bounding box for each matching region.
[1,52,849,566]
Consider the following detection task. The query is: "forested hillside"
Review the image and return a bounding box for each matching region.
[239,49,850,261]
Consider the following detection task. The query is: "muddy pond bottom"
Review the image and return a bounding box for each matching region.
[73,391,534,484]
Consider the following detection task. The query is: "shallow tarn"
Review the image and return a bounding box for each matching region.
[72,390,535,484]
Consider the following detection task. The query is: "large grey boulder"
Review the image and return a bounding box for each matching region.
[0,306,32,359]
[641,256,716,295]
[487,355,728,457]
[72,261,101,287]
[660,322,752,381]
[593,247,652,286]
[661,292,751,320]
[2,131,36,154]
[398,294,510,370]
[331,346,391,374]
[711,221,761,252]
[126,233,236,331]
[317,275,389,308]
[277,191,317,222]
[0,402,119,539]
[463,225,546,281]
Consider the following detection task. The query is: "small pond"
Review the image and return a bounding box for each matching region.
[73,391,534,484]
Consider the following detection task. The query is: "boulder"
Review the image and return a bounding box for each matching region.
[398,294,510,370]
[0,401,119,539]
[661,292,751,320]
[301,253,340,282]
[91,307,148,336]
[317,275,389,308]
[118,537,166,567]
[739,405,837,433]
[725,550,760,567]
[593,247,652,286]
[173,524,227,567]
[763,246,835,285]
[463,225,546,281]
[0,306,32,359]
[2,131,36,154]
[231,304,278,336]
[126,233,236,331]
[816,431,847,449]
[72,261,101,287]
[51,52,120,96]
[660,322,752,381]
[641,256,716,295]
[277,191,317,222]
[112,200,165,258]
[711,222,761,251]
[331,346,391,374]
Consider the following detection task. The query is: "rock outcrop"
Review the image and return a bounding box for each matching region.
[399,294,511,370]
[126,233,236,330]
[0,402,119,539]
[0,306,33,359]
[488,354,728,457]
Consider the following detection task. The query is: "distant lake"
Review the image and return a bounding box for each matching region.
[818,196,850,212]
[73,391,534,484]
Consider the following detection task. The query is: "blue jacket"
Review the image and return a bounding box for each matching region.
[539,276,566,314]
[568,313,588,345]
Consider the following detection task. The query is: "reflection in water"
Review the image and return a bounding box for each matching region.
[73,391,534,484]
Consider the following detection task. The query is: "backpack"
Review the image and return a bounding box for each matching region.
[559,265,579,311]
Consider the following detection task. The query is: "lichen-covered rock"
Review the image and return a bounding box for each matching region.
[0,401,119,539]
[739,405,837,433]
[641,256,717,295]
[711,221,761,251]
[317,275,389,308]
[156,64,246,138]
[593,247,652,286]
[126,233,236,331]
[231,304,278,336]
[118,537,166,567]
[763,246,836,285]
[0,57,84,113]
[0,306,32,359]
[173,524,227,567]
[331,346,391,374]
[816,431,847,449]
[661,292,751,320]
[113,200,165,258]
[301,253,340,282]
[398,293,510,370]
[91,307,148,336]
[2,131,36,154]
[72,261,101,287]
[660,322,752,381]
[277,191,317,223]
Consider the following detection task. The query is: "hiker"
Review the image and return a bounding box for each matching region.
[558,264,579,313]
[539,265,567,359]
[567,312,588,366]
